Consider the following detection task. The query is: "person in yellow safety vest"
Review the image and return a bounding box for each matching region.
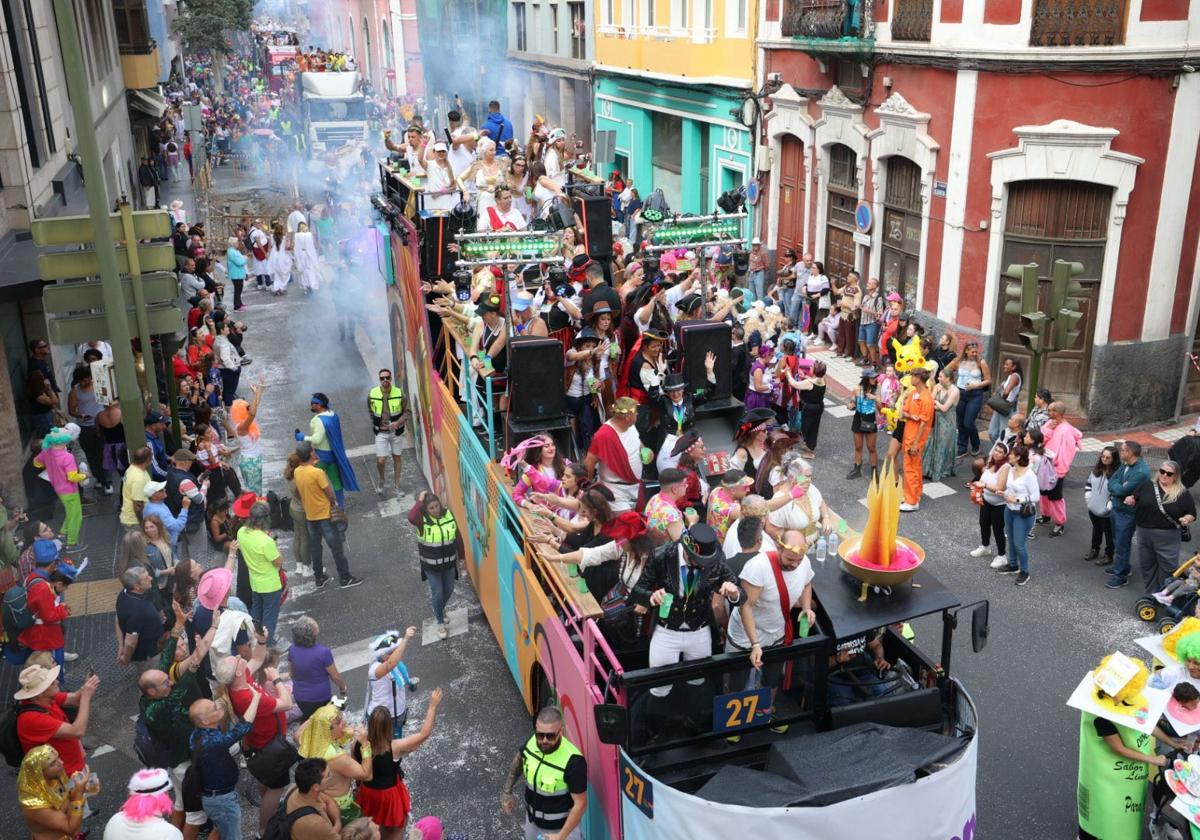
[501,707,588,840]
[406,490,463,638]
[368,369,407,495]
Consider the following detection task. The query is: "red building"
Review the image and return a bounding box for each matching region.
[297,0,423,96]
[756,0,1200,428]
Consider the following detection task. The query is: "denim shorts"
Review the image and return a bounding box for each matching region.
[858,321,880,345]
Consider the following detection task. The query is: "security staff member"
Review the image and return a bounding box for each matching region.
[502,706,587,840]
[406,490,463,638]
[368,368,407,495]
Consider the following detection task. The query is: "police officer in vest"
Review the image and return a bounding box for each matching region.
[368,368,407,496]
[406,491,463,639]
[502,706,587,840]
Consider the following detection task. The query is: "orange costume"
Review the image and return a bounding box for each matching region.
[901,387,934,505]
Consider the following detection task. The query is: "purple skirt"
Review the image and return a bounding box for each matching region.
[743,390,773,412]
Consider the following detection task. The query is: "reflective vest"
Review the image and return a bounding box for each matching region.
[417,511,458,564]
[368,385,405,433]
[521,734,582,829]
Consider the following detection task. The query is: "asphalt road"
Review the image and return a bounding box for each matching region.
[1,166,1173,838]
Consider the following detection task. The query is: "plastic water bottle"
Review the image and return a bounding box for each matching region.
[828,532,840,560]
[816,535,827,563]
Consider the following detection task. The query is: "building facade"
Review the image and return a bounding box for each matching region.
[592,0,759,213]
[757,0,1200,429]
[0,0,139,499]
[505,0,595,149]
[303,0,417,97]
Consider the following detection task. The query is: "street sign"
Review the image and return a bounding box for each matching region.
[38,243,176,280]
[853,230,872,246]
[47,303,182,344]
[933,180,948,198]
[854,201,873,233]
[43,273,179,313]
[31,209,171,245]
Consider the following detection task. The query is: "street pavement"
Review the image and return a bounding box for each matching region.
[2,162,1187,836]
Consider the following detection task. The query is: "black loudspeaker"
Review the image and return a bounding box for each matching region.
[676,321,732,401]
[420,215,454,279]
[574,194,613,259]
[508,337,567,423]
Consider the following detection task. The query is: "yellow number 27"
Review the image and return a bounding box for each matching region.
[724,692,761,728]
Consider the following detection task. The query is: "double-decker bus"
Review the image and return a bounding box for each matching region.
[372,172,987,839]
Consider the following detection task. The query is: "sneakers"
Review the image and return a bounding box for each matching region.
[314,574,330,588]
[1036,515,1051,525]
[1096,555,1115,567]
[339,576,364,589]
[295,565,313,578]
[234,306,248,312]
[436,623,449,640]
[407,676,420,690]
[239,357,253,366]
[1049,525,1064,538]
[899,502,919,512]
[101,485,114,496]
[1015,572,1031,586]
[1083,549,1098,561]
[997,566,1020,575]
[1153,592,1174,606]
[1105,577,1129,589]
[989,555,1009,569]
[63,651,79,662]
[969,545,992,558]
[376,485,385,497]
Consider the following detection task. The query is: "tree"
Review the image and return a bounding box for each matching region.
[172,0,254,89]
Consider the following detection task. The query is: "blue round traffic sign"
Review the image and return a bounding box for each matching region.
[855,201,872,234]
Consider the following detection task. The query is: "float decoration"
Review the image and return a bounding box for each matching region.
[837,461,926,601]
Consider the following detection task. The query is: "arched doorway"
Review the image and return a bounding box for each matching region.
[881,156,922,308]
[776,135,805,256]
[381,19,393,93]
[824,143,858,284]
[996,179,1110,414]
[362,17,372,79]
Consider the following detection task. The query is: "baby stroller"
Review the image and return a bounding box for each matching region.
[1149,751,1192,840]
[1136,553,1200,635]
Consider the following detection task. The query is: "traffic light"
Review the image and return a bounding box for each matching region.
[1004,263,1039,317]
[1050,260,1086,350]
[1019,312,1047,354]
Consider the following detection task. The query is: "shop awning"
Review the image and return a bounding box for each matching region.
[128,88,168,119]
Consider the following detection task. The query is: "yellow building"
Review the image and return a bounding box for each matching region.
[592,0,759,214]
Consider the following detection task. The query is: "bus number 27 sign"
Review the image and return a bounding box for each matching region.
[713,687,772,733]
[619,752,654,820]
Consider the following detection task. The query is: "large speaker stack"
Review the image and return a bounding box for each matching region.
[507,335,569,433]
[675,321,735,405]
[573,194,613,262]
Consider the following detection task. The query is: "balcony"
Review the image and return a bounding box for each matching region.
[781,0,874,41]
[890,0,932,42]
[119,42,160,90]
[1030,0,1126,47]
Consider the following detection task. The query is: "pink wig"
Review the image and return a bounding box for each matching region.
[121,791,175,820]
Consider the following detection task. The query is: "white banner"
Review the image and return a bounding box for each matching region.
[620,733,978,840]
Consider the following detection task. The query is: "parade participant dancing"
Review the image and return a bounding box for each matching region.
[297,393,359,508]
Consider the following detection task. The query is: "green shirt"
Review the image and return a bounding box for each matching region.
[238,526,282,593]
[141,637,204,766]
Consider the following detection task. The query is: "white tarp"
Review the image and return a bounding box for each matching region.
[620,732,978,840]
[300,71,361,99]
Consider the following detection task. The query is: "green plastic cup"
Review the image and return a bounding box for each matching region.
[576,578,589,593]
[566,563,579,577]
[658,592,675,619]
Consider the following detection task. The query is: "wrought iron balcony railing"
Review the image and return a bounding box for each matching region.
[1030,0,1126,47]
[781,0,873,40]
[890,0,932,42]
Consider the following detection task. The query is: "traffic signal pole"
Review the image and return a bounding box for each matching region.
[51,0,146,453]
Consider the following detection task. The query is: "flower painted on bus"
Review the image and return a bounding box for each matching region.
[953,814,976,840]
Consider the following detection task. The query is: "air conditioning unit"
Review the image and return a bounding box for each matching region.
[91,360,117,406]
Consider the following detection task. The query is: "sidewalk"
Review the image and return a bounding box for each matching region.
[805,343,1195,456]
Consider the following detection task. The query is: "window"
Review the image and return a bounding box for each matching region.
[644,0,656,28]
[552,3,560,53]
[835,60,863,96]
[651,110,683,207]
[673,0,689,30]
[514,2,528,50]
[362,17,372,78]
[605,0,615,26]
[728,0,748,34]
[703,0,713,31]
[882,157,923,303]
[111,0,149,51]
[569,2,586,59]
[348,14,355,56]
[6,0,55,167]
[381,19,391,68]
[1030,0,1127,47]
[828,144,858,190]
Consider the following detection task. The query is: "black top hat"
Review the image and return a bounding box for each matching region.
[675,293,703,313]
[663,373,686,392]
[573,327,600,346]
[681,523,722,567]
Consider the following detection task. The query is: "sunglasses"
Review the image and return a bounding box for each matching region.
[379,376,392,381]
[534,731,560,741]
[1161,469,1176,477]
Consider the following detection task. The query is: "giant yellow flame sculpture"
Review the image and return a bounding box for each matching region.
[859,461,901,568]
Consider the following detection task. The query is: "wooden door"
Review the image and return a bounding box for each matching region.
[825,223,856,285]
[995,180,1110,416]
[777,135,805,255]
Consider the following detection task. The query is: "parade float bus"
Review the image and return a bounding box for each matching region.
[296,71,368,152]
[372,182,988,840]
[261,44,297,93]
